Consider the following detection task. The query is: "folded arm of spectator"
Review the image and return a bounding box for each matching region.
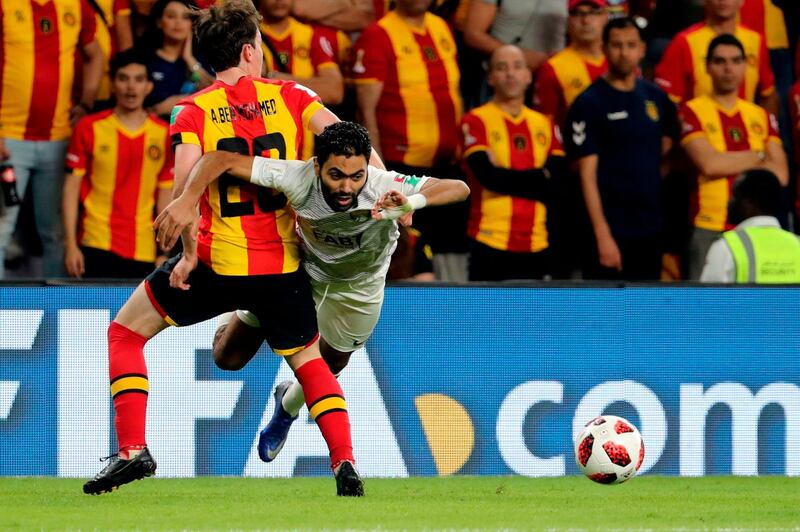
[465,151,562,204]
[291,0,374,32]
[682,135,764,181]
[763,139,789,186]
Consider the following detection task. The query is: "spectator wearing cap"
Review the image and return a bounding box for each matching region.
[701,169,800,283]
[567,17,679,281]
[535,0,608,278]
[535,0,608,131]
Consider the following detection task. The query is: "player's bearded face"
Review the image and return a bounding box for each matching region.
[317,154,369,212]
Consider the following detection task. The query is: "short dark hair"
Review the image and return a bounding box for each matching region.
[602,16,643,45]
[706,34,745,65]
[734,169,782,217]
[192,0,261,72]
[315,122,372,164]
[110,48,150,79]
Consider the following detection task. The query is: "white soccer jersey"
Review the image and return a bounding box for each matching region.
[250,157,429,282]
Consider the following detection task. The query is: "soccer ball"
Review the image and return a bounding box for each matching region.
[574,415,644,484]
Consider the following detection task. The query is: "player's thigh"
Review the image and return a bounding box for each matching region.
[313,277,384,352]
[244,269,319,356]
[143,254,235,327]
[114,282,171,338]
[213,312,264,371]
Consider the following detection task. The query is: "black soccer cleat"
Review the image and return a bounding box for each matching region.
[334,460,364,497]
[82,447,157,495]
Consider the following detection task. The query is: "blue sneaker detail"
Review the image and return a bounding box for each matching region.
[258,381,298,462]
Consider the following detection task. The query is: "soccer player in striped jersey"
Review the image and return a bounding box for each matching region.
[679,34,787,279]
[63,49,173,279]
[153,121,470,465]
[83,0,370,497]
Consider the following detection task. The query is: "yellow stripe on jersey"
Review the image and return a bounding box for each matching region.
[82,120,118,252]
[0,0,35,140]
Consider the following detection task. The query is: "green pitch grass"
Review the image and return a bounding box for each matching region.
[1,476,797,530]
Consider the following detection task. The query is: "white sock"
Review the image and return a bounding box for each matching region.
[280,371,341,417]
[281,381,306,417]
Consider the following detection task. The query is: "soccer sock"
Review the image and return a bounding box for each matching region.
[281,381,306,417]
[282,371,342,417]
[293,358,353,469]
[108,321,149,458]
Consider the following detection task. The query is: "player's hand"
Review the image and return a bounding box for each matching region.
[169,253,197,290]
[597,233,622,272]
[154,196,197,249]
[372,190,411,221]
[64,245,85,278]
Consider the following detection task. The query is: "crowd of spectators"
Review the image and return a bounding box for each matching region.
[1,0,799,283]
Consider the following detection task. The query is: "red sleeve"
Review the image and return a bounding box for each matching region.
[279,80,324,131]
[766,110,781,140]
[66,117,91,175]
[79,0,97,47]
[678,103,704,144]
[655,35,688,103]
[533,62,562,121]
[549,121,564,157]
[113,0,131,15]
[351,24,390,83]
[169,102,203,149]
[310,26,338,72]
[757,35,776,97]
[461,113,489,157]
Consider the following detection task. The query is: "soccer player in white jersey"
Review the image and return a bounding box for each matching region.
[154,121,469,462]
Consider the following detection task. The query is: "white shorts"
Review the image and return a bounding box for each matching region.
[236,274,385,353]
[312,275,385,353]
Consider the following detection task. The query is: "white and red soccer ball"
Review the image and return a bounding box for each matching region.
[574,415,644,484]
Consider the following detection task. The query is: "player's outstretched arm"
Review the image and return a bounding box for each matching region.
[154,152,255,249]
[372,178,470,221]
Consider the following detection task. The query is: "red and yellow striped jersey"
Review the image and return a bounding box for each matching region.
[171,76,323,276]
[462,102,564,253]
[740,0,788,50]
[260,17,339,160]
[679,95,781,231]
[351,11,462,168]
[0,0,97,141]
[655,23,774,104]
[93,0,131,102]
[66,110,173,262]
[534,46,606,128]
